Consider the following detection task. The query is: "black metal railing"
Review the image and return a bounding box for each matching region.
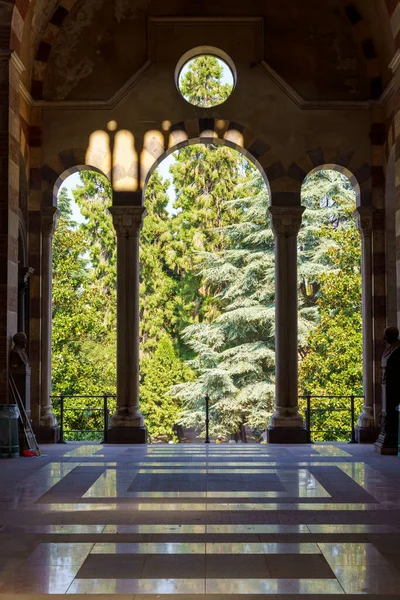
[50,393,364,444]
[298,394,364,443]
[51,394,116,443]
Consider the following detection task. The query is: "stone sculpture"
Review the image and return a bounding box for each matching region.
[374,327,400,454]
[10,332,30,369]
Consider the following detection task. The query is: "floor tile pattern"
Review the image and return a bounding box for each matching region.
[0,442,400,598]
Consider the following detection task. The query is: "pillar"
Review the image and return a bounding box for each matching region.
[108,205,147,443]
[37,206,59,442]
[354,207,380,442]
[0,51,24,403]
[267,205,308,443]
[389,50,400,328]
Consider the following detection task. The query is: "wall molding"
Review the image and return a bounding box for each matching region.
[20,58,394,111]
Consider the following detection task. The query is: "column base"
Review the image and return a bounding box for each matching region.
[374,433,398,455]
[267,426,309,444]
[355,426,380,444]
[33,425,60,444]
[107,426,147,444]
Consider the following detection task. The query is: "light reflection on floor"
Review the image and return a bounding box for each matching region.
[0,442,400,596]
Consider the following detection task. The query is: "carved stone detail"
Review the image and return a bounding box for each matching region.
[354,206,373,237]
[42,207,60,238]
[109,206,147,237]
[268,206,305,236]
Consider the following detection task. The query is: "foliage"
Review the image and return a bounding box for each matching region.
[171,170,275,438]
[140,335,194,442]
[298,170,362,440]
[53,160,363,442]
[169,144,246,332]
[140,172,177,358]
[179,55,232,107]
[52,185,117,439]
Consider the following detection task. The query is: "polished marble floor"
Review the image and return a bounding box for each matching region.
[1,443,400,598]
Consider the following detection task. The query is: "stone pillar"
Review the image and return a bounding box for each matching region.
[0,51,24,404]
[37,207,60,442]
[108,205,147,443]
[267,205,308,443]
[354,207,379,442]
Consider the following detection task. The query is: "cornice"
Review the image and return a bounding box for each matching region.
[20,60,152,111]
[19,58,393,112]
[259,61,392,110]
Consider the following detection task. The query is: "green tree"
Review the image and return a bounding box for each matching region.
[52,185,117,438]
[169,144,246,332]
[73,171,117,335]
[53,169,192,438]
[179,55,232,107]
[171,170,275,438]
[53,188,92,395]
[140,171,177,358]
[298,170,363,439]
[141,335,194,441]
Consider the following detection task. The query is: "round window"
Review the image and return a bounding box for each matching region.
[176,48,236,108]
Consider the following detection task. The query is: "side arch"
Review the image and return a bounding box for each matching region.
[287,148,371,207]
[41,147,110,207]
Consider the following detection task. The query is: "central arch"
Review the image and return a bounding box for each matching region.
[42,119,285,209]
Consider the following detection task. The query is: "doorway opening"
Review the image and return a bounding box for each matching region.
[298,168,362,441]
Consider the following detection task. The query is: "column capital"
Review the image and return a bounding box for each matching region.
[109,206,147,237]
[268,205,305,236]
[353,206,373,237]
[42,207,60,238]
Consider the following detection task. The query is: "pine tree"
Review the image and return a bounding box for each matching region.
[169,144,246,332]
[140,335,194,441]
[57,186,74,220]
[171,170,275,438]
[140,171,178,357]
[179,55,232,107]
[298,170,358,351]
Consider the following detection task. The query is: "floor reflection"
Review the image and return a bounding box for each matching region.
[1,442,400,596]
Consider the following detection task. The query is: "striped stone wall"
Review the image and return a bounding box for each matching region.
[0,51,23,403]
[386,0,400,331]
[41,119,287,207]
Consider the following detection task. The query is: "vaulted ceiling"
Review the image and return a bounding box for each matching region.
[21,0,395,102]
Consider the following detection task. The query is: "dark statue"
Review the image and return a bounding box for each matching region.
[10,332,30,369]
[375,327,400,454]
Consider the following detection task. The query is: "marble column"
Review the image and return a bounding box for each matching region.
[108,205,147,443]
[38,207,60,441]
[267,205,308,443]
[354,207,379,442]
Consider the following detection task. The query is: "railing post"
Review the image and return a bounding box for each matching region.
[349,395,357,444]
[205,395,210,444]
[103,394,108,444]
[306,394,311,443]
[58,395,65,444]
